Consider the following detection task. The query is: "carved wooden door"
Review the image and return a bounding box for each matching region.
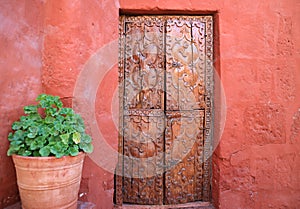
[117,15,213,205]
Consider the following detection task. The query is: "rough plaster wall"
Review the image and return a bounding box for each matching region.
[0,0,43,208]
[213,0,300,208]
[0,0,299,208]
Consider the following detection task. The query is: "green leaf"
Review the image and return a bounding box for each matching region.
[29,126,38,133]
[72,132,81,144]
[30,114,42,122]
[24,105,38,115]
[27,132,37,139]
[46,107,58,117]
[68,145,79,156]
[52,96,63,109]
[45,116,55,124]
[59,133,70,144]
[19,116,32,129]
[55,153,64,158]
[25,137,32,146]
[36,93,47,102]
[49,127,59,136]
[10,140,23,146]
[29,140,39,150]
[48,136,58,145]
[25,136,46,150]
[49,142,68,158]
[75,126,85,133]
[36,136,46,147]
[12,122,22,130]
[11,130,25,141]
[60,108,74,116]
[6,147,17,156]
[79,143,93,153]
[39,146,50,157]
[38,126,50,136]
[55,115,65,122]
[8,132,13,141]
[7,143,24,156]
[20,116,29,122]
[54,123,63,132]
[81,134,92,143]
[23,150,32,156]
[18,149,31,156]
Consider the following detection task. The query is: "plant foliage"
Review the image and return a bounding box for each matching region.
[7,94,93,158]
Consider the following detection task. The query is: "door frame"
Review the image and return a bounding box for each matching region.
[115,14,214,206]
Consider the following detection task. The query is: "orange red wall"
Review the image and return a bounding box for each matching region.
[0,0,299,208]
[0,0,44,207]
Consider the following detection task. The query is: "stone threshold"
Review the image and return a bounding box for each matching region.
[114,201,214,209]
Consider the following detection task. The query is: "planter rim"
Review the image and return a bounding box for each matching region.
[12,151,86,160]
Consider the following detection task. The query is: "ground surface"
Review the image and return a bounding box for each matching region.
[4,201,96,209]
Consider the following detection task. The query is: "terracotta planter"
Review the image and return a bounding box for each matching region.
[12,152,85,209]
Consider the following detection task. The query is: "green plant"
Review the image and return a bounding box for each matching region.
[7,94,93,158]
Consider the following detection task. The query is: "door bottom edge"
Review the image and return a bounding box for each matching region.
[114,201,214,209]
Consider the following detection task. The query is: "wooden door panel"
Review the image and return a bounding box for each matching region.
[164,110,204,204]
[165,19,192,111]
[122,16,165,205]
[123,20,144,110]
[124,17,165,110]
[140,18,165,110]
[123,110,164,204]
[166,18,206,111]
